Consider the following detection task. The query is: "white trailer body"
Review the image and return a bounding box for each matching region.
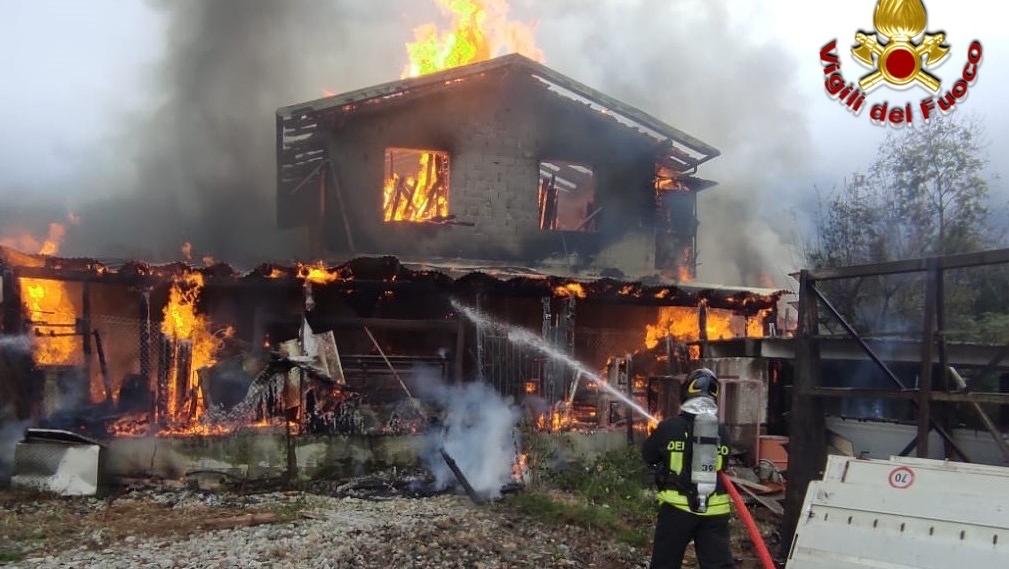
[786,455,1009,569]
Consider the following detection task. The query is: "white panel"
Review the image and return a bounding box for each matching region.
[787,457,1009,569]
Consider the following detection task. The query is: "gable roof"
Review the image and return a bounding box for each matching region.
[275,54,720,228]
[278,53,719,168]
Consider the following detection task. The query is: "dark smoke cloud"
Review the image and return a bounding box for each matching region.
[51,1,419,264]
[6,0,812,283]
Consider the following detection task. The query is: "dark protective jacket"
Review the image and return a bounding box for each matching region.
[642,412,731,516]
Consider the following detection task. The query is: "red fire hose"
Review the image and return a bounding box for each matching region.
[718,471,777,569]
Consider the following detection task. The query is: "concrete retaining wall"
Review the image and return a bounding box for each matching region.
[103,429,636,481]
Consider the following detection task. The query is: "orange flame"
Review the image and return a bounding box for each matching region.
[746,308,772,338]
[383,150,450,222]
[1,219,73,257]
[387,1,542,224]
[645,305,769,350]
[512,452,529,482]
[20,277,79,366]
[645,307,699,349]
[402,0,543,79]
[553,283,586,299]
[677,265,692,283]
[647,412,662,434]
[297,262,342,285]
[160,273,231,426]
[706,309,735,341]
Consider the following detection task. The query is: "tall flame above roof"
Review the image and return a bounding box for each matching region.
[403,0,543,78]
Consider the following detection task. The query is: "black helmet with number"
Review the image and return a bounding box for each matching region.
[682,368,720,402]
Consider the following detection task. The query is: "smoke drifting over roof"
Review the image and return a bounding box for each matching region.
[3,0,811,284]
[533,1,813,285]
[65,1,408,263]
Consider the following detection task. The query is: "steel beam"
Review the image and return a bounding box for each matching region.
[807,386,1009,405]
[782,271,827,557]
[808,247,1009,281]
[917,265,938,458]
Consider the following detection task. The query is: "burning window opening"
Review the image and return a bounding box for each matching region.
[383,148,451,223]
[538,161,597,232]
[655,164,688,193]
[19,277,82,367]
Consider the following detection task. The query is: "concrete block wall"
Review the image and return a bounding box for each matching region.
[323,73,667,278]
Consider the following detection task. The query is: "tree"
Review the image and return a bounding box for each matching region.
[807,116,999,335]
[872,116,990,256]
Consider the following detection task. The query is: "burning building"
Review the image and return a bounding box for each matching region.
[276,53,718,279]
[1,20,785,481]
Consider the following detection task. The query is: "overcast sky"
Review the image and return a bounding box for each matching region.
[0,0,1006,281]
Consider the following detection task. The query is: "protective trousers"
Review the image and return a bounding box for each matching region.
[650,504,735,569]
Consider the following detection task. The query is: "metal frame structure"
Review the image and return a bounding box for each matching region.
[782,247,1009,554]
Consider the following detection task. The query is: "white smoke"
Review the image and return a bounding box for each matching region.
[416,375,520,499]
[0,335,32,353]
[0,404,30,483]
[0,337,34,482]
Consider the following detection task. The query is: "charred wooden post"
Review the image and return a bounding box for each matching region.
[139,289,153,421]
[781,270,826,556]
[156,335,172,424]
[440,447,482,504]
[0,268,19,335]
[327,159,356,253]
[475,294,486,383]
[698,301,708,343]
[81,282,93,398]
[92,330,111,402]
[625,355,635,446]
[917,262,939,458]
[177,340,193,413]
[454,316,465,383]
[285,414,298,482]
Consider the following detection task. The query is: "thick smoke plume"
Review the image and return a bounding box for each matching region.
[533,0,813,286]
[416,375,520,499]
[4,0,811,283]
[0,336,34,482]
[14,1,419,263]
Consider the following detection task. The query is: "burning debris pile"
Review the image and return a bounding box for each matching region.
[1,244,782,450]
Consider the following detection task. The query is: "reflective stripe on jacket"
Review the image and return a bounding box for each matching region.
[659,439,731,515]
[656,489,731,516]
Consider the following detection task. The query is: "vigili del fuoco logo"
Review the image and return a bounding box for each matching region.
[819,0,983,127]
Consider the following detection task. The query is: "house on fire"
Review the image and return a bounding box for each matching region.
[276,54,720,279]
[0,54,785,473]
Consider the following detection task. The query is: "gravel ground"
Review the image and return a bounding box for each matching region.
[5,493,648,569]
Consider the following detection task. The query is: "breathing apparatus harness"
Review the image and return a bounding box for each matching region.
[655,368,725,514]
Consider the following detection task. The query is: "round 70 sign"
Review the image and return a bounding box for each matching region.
[888,466,916,489]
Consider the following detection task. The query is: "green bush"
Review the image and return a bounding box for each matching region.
[507,447,658,547]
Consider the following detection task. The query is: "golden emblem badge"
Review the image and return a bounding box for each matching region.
[851,0,949,91]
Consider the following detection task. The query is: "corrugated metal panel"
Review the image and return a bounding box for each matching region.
[12,438,101,496]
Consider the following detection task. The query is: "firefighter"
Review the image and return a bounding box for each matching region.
[643,368,735,569]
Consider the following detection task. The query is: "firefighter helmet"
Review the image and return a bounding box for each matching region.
[682,368,720,402]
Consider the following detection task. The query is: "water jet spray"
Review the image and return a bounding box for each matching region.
[451,299,656,423]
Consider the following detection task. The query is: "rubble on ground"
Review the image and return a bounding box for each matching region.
[1,487,647,569]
